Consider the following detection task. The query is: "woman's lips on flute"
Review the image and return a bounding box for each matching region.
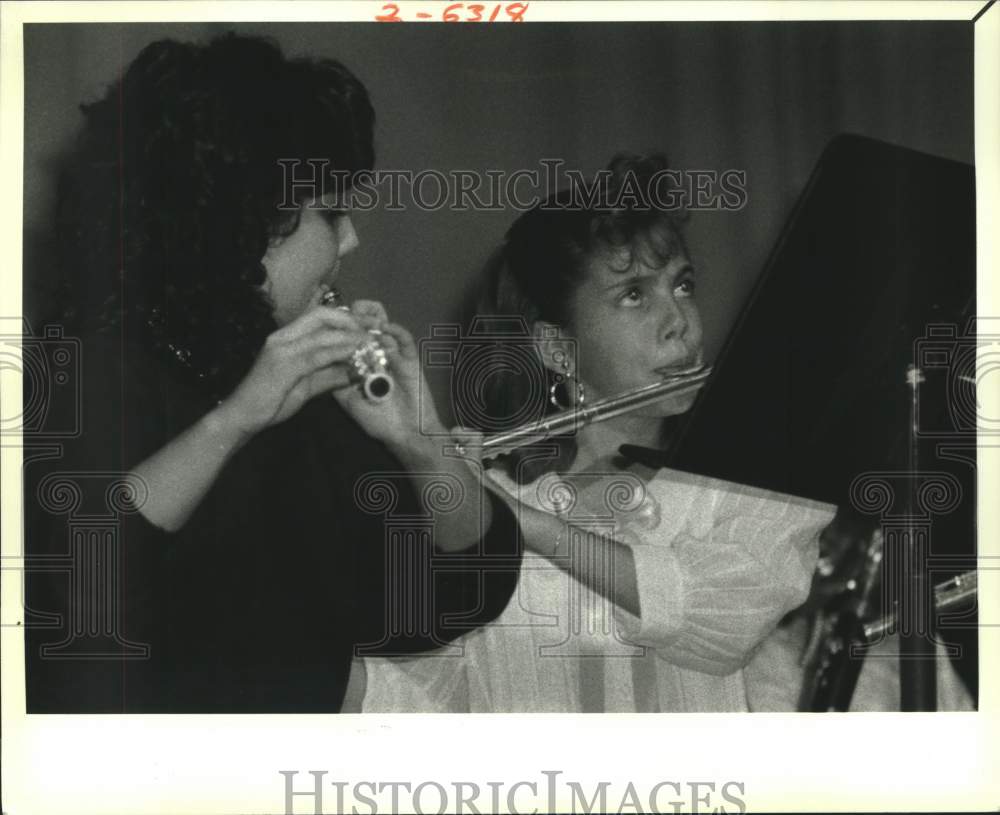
[653,361,700,378]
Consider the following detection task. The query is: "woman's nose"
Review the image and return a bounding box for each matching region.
[337,216,359,257]
[659,295,688,341]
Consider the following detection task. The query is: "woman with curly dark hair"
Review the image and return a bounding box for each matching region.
[25,33,520,713]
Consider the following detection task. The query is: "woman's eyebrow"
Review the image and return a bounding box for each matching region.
[602,270,653,291]
[601,263,694,291]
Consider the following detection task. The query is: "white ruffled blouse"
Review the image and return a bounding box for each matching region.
[362,466,833,712]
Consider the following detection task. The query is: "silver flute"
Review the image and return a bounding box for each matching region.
[862,570,978,643]
[321,288,394,402]
[479,364,712,459]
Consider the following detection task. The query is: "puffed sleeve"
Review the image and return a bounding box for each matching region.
[483,466,827,677]
[614,519,820,675]
[609,473,831,676]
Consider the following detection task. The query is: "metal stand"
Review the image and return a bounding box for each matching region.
[900,365,936,710]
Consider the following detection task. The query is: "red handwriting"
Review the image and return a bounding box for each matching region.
[375,2,529,22]
[375,3,403,21]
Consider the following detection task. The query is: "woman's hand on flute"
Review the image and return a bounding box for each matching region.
[326,304,496,552]
[330,300,444,451]
[218,305,373,438]
[131,306,373,532]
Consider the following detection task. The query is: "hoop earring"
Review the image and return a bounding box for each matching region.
[549,360,586,411]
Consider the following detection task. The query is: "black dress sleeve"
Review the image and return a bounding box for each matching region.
[26,333,523,712]
[24,333,302,712]
[347,484,523,658]
[24,333,187,711]
[290,399,523,660]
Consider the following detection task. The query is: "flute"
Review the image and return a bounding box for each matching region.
[479,364,712,458]
[862,570,978,644]
[321,288,394,402]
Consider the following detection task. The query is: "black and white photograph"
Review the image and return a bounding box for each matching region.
[2,2,998,813]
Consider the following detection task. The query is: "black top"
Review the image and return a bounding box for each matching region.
[24,333,521,712]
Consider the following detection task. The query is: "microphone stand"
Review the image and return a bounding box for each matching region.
[900,364,936,710]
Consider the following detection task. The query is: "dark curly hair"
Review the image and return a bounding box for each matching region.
[53,33,375,400]
[475,153,689,483]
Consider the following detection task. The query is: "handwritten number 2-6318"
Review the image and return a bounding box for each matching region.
[376,3,529,22]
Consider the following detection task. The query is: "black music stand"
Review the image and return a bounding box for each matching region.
[668,134,977,709]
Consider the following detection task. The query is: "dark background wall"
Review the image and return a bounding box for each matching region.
[23,22,973,405]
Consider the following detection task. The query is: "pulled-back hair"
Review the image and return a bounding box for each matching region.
[54,33,375,400]
[476,153,688,482]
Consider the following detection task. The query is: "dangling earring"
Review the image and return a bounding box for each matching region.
[549,357,586,410]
